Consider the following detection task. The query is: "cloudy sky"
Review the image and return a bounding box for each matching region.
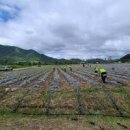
[0,0,130,59]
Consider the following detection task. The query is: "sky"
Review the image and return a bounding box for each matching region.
[0,0,130,59]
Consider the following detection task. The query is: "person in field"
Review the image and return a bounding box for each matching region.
[69,67,72,72]
[95,66,99,73]
[100,68,107,83]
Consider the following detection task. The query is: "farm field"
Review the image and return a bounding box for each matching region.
[0,63,130,130]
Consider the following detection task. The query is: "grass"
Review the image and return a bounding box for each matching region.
[0,112,130,130]
[49,89,77,114]
[0,65,130,130]
[1,86,130,115]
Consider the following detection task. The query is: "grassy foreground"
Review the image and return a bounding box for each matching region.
[0,113,130,130]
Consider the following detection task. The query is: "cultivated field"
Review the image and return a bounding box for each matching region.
[0,64,130,130]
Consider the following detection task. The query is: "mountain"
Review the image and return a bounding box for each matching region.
[2,44,127,65]
[86,58,108,64]
[0,44,56,64]
[120,54,130,62]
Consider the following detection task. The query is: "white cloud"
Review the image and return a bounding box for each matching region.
[0,0,130,59]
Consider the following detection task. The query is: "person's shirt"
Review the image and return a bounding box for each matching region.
[95,67,98,71]
[100,68,107,73]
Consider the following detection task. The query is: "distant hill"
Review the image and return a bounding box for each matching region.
[1,44,127,65]
[86,58,108,64]
[0,44,56,64]
[0,44,84,65]
[120,54,130,62]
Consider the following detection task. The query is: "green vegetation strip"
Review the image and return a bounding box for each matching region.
[12,90,30,112]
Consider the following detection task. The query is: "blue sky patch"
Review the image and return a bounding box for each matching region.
[0,3,20,22]
[0,10,13,22]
